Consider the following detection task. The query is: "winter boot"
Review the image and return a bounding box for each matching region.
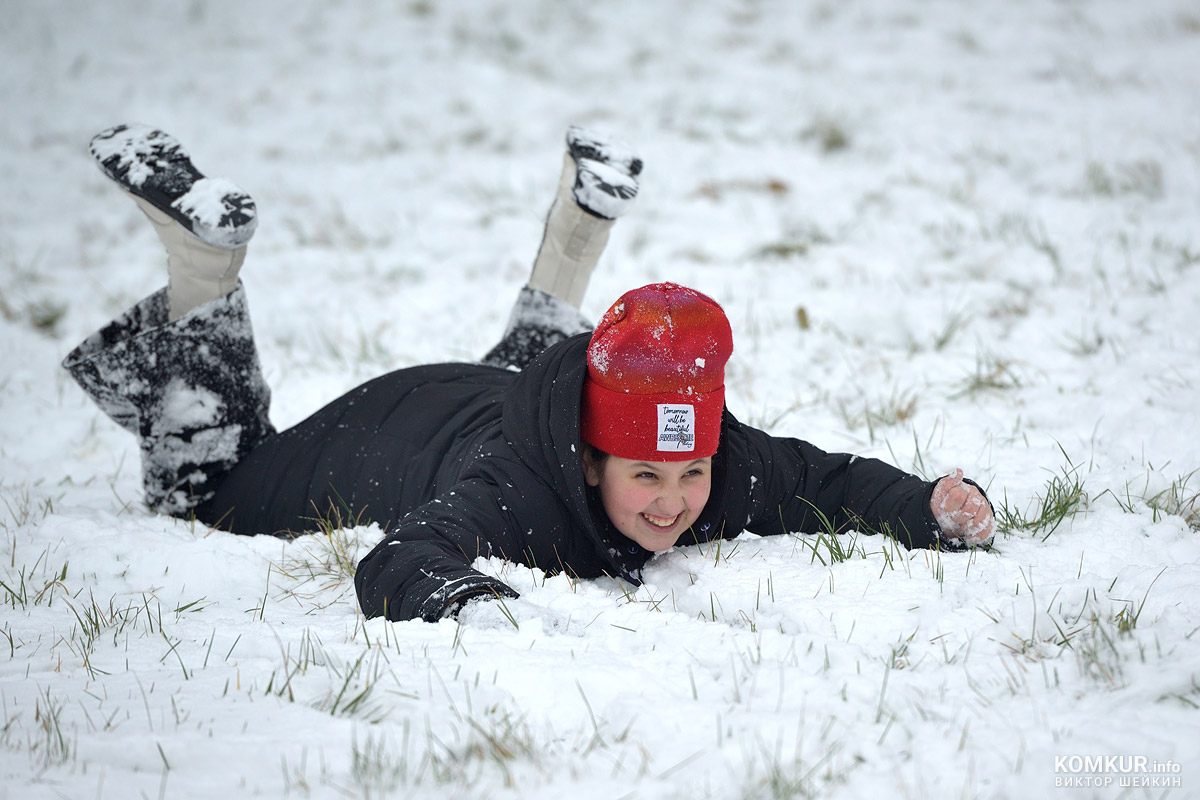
[90,124,258,321]
[526,125,642,310]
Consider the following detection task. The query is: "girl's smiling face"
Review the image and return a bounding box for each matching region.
[582,451,712,552]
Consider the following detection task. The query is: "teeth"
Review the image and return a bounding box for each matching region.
[642,513,678,528]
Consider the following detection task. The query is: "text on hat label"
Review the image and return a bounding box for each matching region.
[657,404,695,452]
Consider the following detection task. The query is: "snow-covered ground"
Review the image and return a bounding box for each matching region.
[3,1,1199,797]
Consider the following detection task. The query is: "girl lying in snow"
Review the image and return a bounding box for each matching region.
[64,124,995,623]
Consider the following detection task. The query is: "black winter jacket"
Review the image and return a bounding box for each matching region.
[352,334,953,622]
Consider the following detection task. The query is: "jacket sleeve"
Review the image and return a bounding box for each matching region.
[354,477,527,622]
[734,425,962,550]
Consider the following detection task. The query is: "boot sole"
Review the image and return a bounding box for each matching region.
[90,124,257,249]
[566,125,643,177]
[574,159,638,220]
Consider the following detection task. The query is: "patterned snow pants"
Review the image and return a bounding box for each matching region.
[63,284,589,519]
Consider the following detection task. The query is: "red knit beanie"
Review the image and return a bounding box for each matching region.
[581,283,733,461]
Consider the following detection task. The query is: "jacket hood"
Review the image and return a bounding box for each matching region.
[500,333,653,582]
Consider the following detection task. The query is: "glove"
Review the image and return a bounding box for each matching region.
[931,468,995,546]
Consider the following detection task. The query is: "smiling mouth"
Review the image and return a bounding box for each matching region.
[641,512,681,529]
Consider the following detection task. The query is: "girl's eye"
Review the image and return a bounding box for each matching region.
[636,472,658,480]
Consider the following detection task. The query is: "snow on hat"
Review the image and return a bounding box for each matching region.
[581,282,733,461]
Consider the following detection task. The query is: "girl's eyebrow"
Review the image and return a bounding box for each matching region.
[630,459,709,469]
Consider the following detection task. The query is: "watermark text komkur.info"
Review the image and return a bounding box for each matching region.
[1055,755,1183,788]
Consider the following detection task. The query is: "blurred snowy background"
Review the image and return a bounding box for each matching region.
[2,1,1199,798]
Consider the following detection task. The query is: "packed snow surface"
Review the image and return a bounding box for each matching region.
[2,1,1199,798]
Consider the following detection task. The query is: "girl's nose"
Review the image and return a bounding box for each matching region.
[655,493,686,516]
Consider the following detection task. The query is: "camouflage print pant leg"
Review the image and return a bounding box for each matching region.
[481,286,593,370]
[62,283,275,517]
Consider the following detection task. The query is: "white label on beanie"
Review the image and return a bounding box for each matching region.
[657,404,696,452]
